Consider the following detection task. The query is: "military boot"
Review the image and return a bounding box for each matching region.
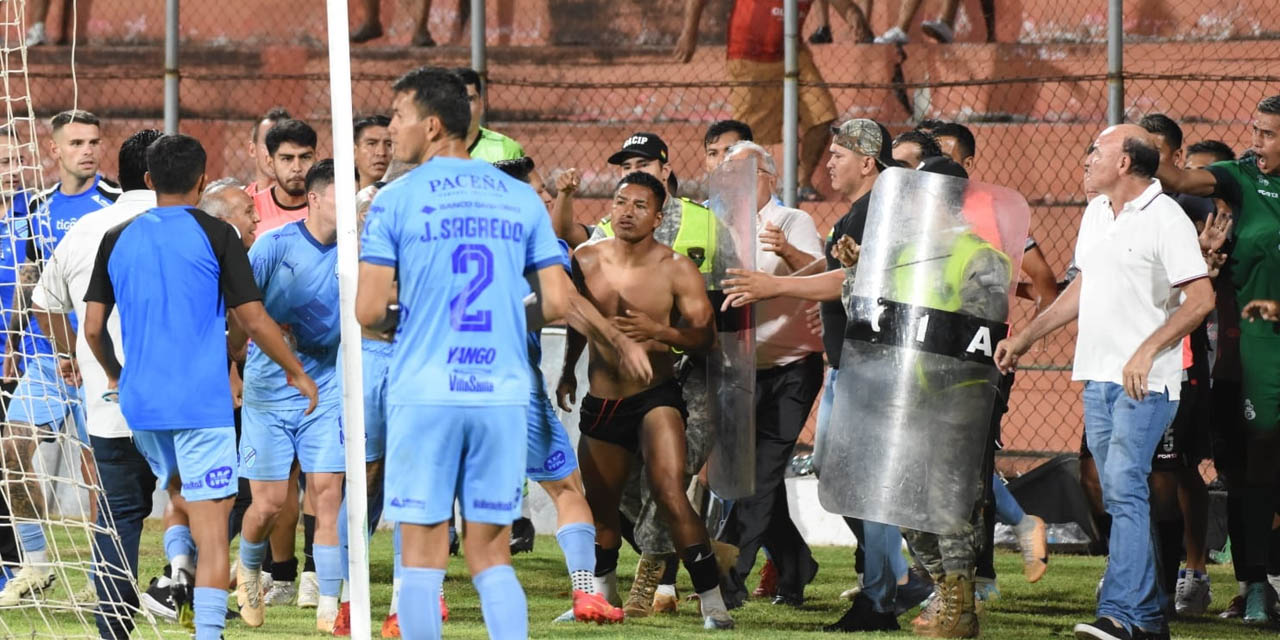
[623,554,665,618]
[915,572,978,638]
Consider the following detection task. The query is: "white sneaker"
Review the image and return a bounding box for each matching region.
[297,571,319,608]
[24,22,46,47]
[921,20,955,43]
[262,580,296,606]
[1175,569,1211,615]
[874,26,909,44]
[0,564,57,606]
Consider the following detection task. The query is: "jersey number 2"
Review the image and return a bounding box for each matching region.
[450,244,494,332]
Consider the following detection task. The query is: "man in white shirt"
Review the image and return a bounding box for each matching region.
[715,142,827,608]
[996,124,1214,640]
[32,129,162,639]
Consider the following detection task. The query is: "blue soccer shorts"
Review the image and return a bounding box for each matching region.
[383,404,527,526]
[8,355,84,441]
[239,401,345,481]
[361,339,392,463]
[526,384,577,483]
[132,426,237,502]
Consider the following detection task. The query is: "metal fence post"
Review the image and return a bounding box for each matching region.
[471,0,486,125]
[782,0,798,206]
[164,0,179,133]
[1106,0,1123,125]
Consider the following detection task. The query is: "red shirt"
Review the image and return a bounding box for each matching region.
[253,186,308,234]
[727,0,812,62]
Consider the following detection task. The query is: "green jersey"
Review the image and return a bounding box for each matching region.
[1209,153,1280,339]
[467,126,525,163]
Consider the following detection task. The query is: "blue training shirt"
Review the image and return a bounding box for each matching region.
[0,191,30,340]
[84,205,262,431]
[20,176,120,358]
[526,239,572,375]
[243,220,341,409]
[360,156,563,407]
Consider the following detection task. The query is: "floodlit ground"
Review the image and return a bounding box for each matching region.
[3,519,1271,638]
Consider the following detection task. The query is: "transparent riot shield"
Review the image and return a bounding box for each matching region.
[704,155,757,500]
[816,167,1030,535]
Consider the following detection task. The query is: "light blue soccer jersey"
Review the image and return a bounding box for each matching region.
[360,156,562,407]
[243,220,341,409]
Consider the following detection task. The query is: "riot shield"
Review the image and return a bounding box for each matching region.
[817,167,1030,535]
[704,155,757,500]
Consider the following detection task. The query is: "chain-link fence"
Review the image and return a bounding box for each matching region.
[17,0,1280,470]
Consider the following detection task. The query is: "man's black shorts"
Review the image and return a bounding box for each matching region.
[1153,378,1211,471]
[580,378,687,454]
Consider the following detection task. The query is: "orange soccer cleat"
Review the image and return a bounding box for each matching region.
[380,613,400,638]
[332,602,351,636]
[440,593,449,622]
[573,590,625,624]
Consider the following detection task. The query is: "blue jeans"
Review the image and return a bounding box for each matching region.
[92,435,157,639]
[812,367,839,469]
[1083,381,1177,633]
[860,521,909,613]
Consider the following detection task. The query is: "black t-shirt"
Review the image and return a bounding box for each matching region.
[820,192,871,368]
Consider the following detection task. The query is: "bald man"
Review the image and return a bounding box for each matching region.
[997,124,1214,640]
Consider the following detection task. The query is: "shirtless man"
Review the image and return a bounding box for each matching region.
[558,171,733,630]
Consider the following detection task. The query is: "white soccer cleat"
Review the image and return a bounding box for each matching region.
[262,580,296,606]
[0,564,57,606]
[297,571,320,608]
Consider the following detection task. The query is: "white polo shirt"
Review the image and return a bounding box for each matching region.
[755,199,824,368]
[32,190,156,438]
[1072,179,1206,401]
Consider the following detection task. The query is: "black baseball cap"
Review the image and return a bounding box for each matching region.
[608,132,669,165]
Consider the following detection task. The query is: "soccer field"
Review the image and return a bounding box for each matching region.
[4,520,1269,639]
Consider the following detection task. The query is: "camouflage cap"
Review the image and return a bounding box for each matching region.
[832,118,895,170]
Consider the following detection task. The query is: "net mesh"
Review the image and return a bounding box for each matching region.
[0,2,160,638]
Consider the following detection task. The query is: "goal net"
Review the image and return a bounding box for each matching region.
[0,2,161,638]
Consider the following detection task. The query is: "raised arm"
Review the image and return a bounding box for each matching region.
[551,169,590,248]
[1155,161,1217,198]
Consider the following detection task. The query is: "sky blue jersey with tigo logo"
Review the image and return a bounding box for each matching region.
[360,156,563,407]
[19,176,120,358]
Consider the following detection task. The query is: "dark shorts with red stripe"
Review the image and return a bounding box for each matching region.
[579,378,688,455]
